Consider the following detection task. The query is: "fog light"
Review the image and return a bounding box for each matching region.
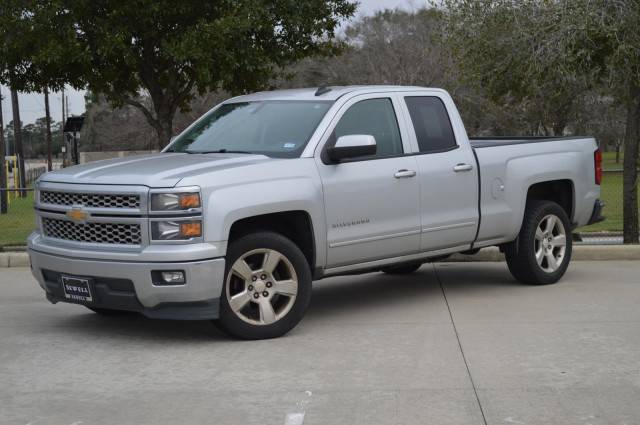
[152,270,186,286]
[162,271,185,284]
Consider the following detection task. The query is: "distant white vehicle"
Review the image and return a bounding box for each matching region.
[28,86,604,339]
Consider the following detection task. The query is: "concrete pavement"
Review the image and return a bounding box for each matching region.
[1,261,639,424]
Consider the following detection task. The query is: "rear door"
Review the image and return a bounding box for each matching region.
[398,93,479,251]
[315,94,421,267]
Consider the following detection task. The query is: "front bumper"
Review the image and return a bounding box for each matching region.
[28,241,226,320]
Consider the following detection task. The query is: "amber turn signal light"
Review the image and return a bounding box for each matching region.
[180,222,202,238]
[178,193,201,209]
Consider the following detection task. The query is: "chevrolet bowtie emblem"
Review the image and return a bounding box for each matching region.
[66,206,90,224]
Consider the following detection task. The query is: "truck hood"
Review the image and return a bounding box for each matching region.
[40,153,271,188]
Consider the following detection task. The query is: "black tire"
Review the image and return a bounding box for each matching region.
[214,231,312,340]
[505,200,572,285]
[381,263,422,275]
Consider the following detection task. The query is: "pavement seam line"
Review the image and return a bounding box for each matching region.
[432,263,489,425]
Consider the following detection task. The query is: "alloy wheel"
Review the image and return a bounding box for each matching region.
[534,214,567,273]
[225,248,298,325]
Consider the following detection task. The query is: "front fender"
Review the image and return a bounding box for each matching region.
[203,176,326,267]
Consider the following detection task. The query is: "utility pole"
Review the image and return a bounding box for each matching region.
[61,87,66,167]
[65,95,78,165]
[44,88,53,171]
[10,89,26,198]
[0,91,7,214]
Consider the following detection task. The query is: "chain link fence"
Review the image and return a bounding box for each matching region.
[576,151,637,244]
[0,159,46,247]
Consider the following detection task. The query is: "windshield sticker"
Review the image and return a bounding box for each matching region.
[283,142,297,149]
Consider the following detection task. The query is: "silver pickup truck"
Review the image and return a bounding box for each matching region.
[28,86,604,339]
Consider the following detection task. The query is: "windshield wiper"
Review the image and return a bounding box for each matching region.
[185,149,253,154]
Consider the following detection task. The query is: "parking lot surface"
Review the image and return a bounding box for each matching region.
[1,261,639,425]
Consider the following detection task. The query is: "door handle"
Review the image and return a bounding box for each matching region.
[453,163,473,172]
[394,169,416,179]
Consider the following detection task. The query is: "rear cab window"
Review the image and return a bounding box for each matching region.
[404,97,457,154]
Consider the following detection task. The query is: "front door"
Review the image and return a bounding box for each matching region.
[316,95,421,267]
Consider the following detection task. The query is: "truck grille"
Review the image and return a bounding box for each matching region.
[42,218,142,245]
[40,191,140,209]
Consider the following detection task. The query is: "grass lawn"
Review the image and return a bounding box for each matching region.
[578,171,634,232]
[0,192,35,247]
[601,151,624,171]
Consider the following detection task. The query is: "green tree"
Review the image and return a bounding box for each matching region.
[3,0,355,148]
[442,0,640,243]
[441,0,595,136]
[0,0,81,175]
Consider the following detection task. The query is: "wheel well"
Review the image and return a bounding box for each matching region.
[228,211,315,270]
[526,180,574,220]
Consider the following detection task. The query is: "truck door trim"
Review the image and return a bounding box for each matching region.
[422,221,476,234]
[328,229,421,248]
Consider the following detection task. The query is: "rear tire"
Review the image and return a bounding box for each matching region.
[214,231,312,340]
[381,263,422,275]
[505,200,572,285]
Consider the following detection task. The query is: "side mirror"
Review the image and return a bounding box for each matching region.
[327,135,377,163]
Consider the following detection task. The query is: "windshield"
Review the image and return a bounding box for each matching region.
[167,100,333,158]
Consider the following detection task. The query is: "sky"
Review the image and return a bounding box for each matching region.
[0,0,422,126]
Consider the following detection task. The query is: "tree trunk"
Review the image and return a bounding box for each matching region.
[552,122,566,137]
[0,92,7,214]
[622,91,640,244]
[129,97,175,149]
[44,88,53,171]
[154,115,173,150]
[10,89,26,198]
[152,98,175,150]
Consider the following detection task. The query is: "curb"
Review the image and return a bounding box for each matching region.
[2,245,639,268]
[1,251,31,268]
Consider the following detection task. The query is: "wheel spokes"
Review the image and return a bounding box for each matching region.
[273,279,297,297]
[535,247,545,266]
[232,259,253,281]
[262,250,282,274]
[545,251,558,271]
[258,298,277,324]
[544,216,557,234]
[552,235,566,247]
[229,290,252,312]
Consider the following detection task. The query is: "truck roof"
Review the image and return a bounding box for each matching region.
[227,85,431,102]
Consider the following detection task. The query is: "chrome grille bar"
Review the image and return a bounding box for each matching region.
[42,218,142,245]
[40,191,141,209]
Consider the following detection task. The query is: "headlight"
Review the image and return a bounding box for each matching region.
[151,192,201,211]
[151,220,202,241]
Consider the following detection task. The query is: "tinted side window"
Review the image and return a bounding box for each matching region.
[405,97,457,153]
[334,98,403,158]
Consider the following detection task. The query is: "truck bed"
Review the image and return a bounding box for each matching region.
[470,136,587,149]
[469,135,599,247]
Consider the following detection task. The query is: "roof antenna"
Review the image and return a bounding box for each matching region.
[315,85,332,96]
